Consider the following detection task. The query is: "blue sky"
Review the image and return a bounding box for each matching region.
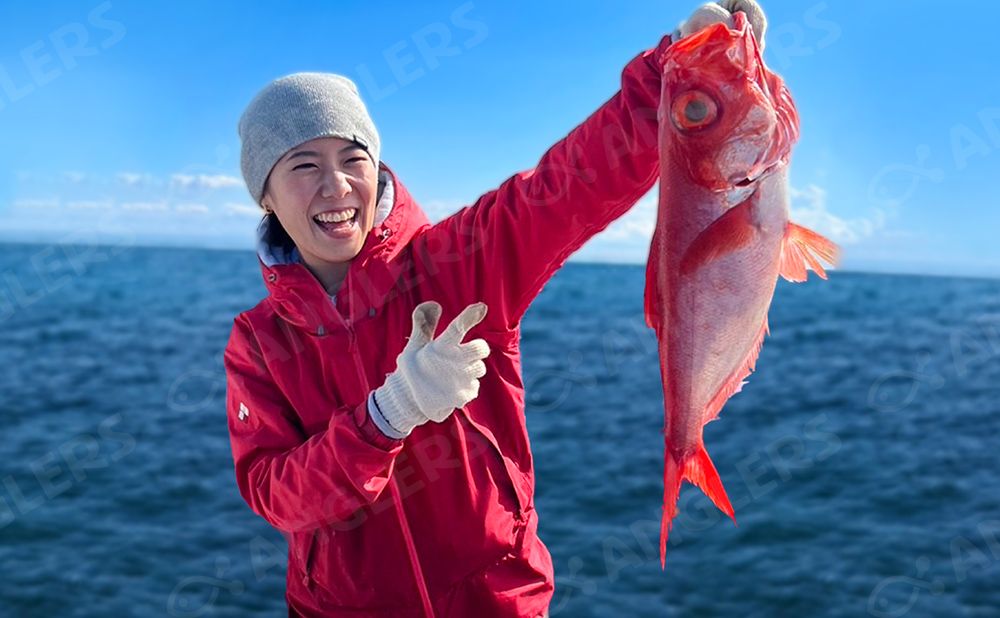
[0,1,996,277]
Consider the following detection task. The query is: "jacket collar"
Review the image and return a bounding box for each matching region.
[256,162,430,335]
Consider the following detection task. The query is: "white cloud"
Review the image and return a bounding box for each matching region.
[599,189,657,241]
[121,201,169,212]
[421,199,466,223]
[224,202,261,218]
[118,172,153,187]
[170,174,198,189]
[175,202,210,214]
[63,171,87,184]
[789,184,885,244]
[201,175,242,189]
[66,200,113,210]
[118,171,242,191]
[171,174,242,190]
[13,198,60,209]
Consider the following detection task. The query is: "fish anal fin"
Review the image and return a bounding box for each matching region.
[679,198,756,276]
[779,222,840,283]
[704,316,769,424]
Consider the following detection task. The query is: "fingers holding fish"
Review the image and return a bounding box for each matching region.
[718,0,767,48]
[675,1,767,50]
[676,3,733,40]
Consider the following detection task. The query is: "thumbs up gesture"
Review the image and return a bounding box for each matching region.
[373,301,491,436]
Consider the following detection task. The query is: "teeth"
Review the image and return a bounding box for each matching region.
[314,208,356,224]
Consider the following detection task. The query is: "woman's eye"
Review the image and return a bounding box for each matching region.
[293,163,317,171]
[346,157,365,164]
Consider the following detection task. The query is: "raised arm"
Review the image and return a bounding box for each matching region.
[411,34,673,331]
[224,316,404,533]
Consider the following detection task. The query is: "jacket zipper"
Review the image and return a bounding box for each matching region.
[332,288,436,618]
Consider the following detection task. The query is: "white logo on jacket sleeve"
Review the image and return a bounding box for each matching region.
[238,402,250,422]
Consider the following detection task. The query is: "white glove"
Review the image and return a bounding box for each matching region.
[371,301,490,437]
[674,1,768,50]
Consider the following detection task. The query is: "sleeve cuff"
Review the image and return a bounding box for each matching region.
[644,33,675,70]
[366,390,409,440]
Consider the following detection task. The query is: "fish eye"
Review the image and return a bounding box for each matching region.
[671,91,719,131]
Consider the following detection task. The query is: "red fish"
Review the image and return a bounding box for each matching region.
[644,12,839,568]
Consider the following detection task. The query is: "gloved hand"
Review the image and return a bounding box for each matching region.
[673,1,768,50]
[371,301,491,437]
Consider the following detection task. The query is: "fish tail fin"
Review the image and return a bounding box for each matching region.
[660,445,737,569]
[659,451,684,569]
[779,222,840,282]
[685,444,736,525]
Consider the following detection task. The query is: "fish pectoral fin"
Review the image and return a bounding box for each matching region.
[678,198,757,276]
[779,222,840,282]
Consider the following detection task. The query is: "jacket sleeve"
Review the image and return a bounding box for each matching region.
[223,315,404,533]
[411,34,673,331]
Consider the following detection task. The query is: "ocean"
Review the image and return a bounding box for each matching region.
[0,241,997,617]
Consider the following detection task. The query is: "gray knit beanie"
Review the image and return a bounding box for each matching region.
[238,72,381,206]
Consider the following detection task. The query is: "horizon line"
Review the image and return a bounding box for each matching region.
[0,233,996,284]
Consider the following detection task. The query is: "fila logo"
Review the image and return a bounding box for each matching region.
[238,402,250,422]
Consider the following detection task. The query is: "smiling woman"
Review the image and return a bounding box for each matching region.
[224,3,767,615]
[261,138,378,294]
[238,72,386,295]
[226,51,672,616]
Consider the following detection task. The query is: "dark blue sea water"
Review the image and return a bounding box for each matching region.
[0,240,998,617]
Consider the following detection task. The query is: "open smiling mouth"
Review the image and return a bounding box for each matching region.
[313,208,360,236]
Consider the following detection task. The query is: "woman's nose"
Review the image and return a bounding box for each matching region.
[320,169,351,199]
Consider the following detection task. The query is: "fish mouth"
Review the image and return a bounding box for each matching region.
[723,162,780,207]
[730,159,783,188]
[722,173,762,206]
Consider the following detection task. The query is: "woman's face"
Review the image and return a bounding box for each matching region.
[262,136,378,271]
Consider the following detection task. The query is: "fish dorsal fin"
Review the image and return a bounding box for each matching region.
[644,226,664,331]
[679,198,757,276]
[779,222,839,282]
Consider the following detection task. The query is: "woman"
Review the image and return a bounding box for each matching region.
[224,3,766,616]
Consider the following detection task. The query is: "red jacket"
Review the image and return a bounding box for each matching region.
[223,34,673,618]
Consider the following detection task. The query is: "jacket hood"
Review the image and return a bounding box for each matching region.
[255,162,431,334]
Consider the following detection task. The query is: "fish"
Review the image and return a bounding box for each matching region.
[643,11,840,568]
